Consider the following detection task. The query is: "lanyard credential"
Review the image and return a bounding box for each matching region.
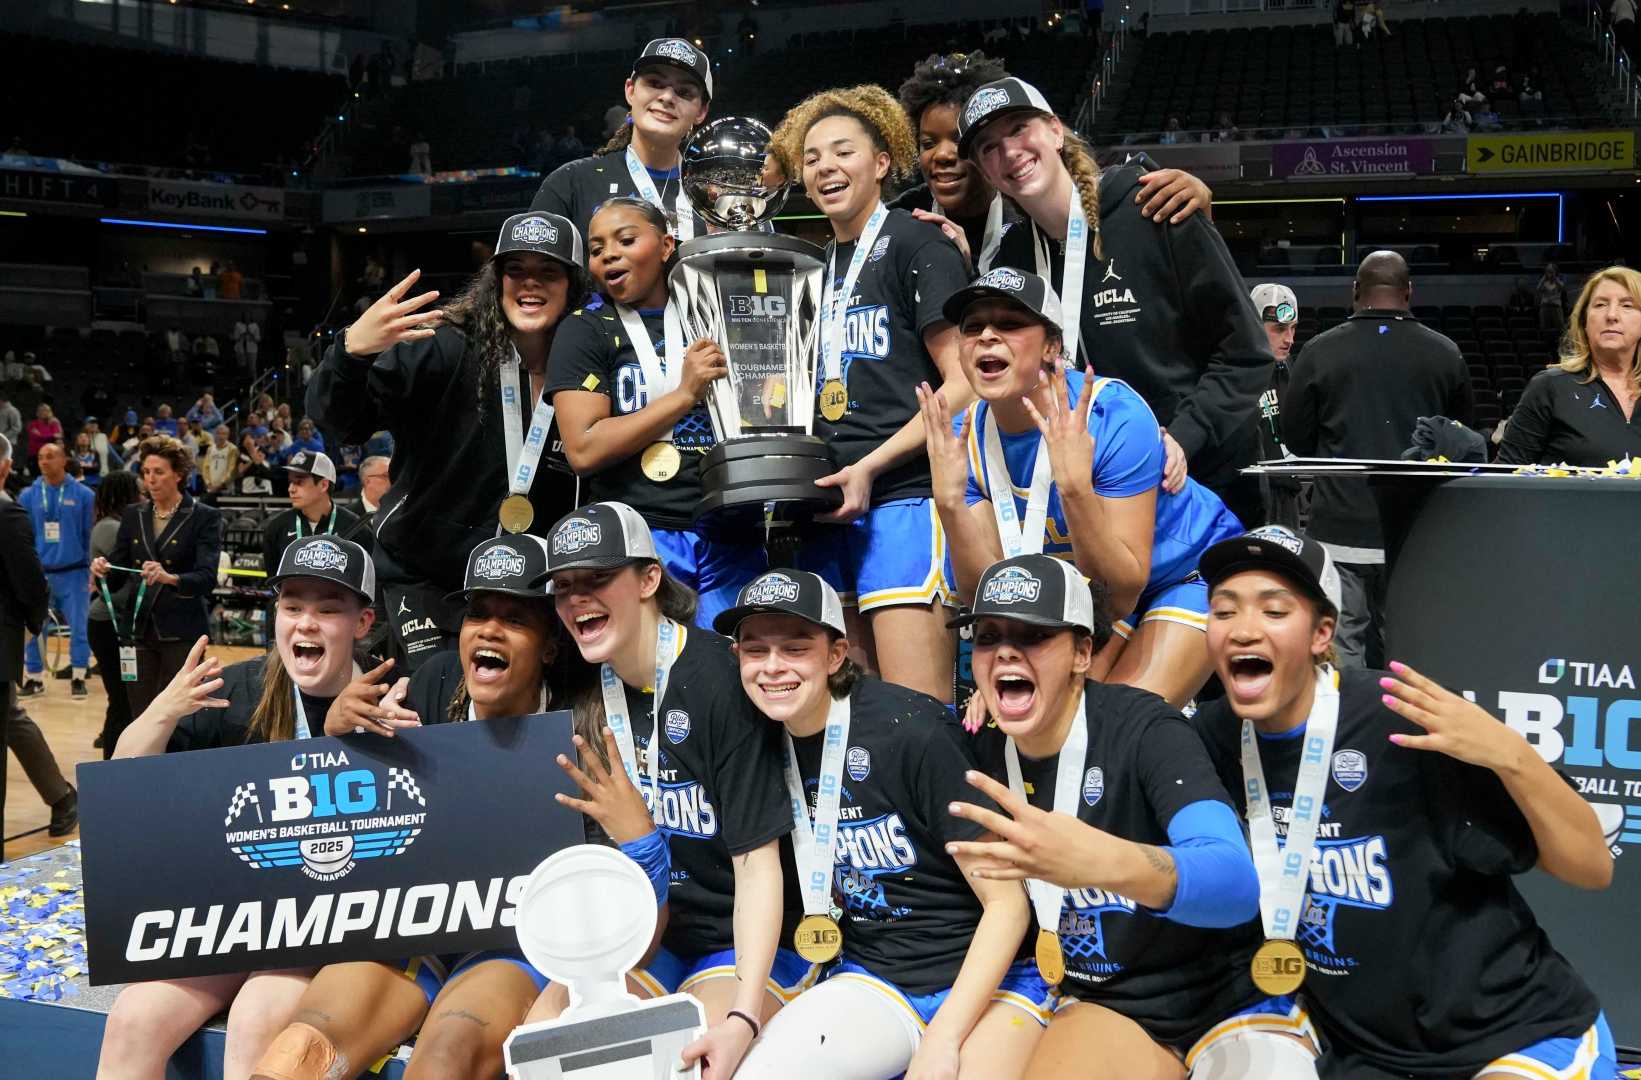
[975,195,1005,274]
[625,148,695,242]
[980,404,1053,558]
[292,661,363,740]
[294,504,338,540]
[600,618,686,806]
[98,574,148,643]
[1031,184,1088,367]
[820,203,890,387]
[616,304,687,439]
[498,346,556,517]
[1003,689,1088,967]
[1241,665,1340,943]
[782,694,852,919]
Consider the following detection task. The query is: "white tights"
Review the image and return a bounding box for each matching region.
[736,975,924,1080]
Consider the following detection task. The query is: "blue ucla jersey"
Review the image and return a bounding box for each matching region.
[780,677,996,996]
[962,370,1243,591]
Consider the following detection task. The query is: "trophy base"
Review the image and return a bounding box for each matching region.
[695,435,843,529]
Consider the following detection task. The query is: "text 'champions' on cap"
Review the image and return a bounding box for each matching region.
[494,210,585,272]
[947,553,1096,634]
[634,37,713,100]
[1198,525,1344,614]
[941,267,1066,334]
[957,76,1055,157]
[269,535,376,604]
[545,501,659,574]
[452,534,554,602]
[713,569,847,637]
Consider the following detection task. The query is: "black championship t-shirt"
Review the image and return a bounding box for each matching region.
[779,677,995,995]
[531,152,708,244]
[605,628,791,956]
[1191,670,1600,1079]
[815,208,970,505]
[545,300,717,530]
[971,681,1262,1049]
[168,657,338,752]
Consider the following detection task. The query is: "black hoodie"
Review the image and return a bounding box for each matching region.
[992,162,1271,513]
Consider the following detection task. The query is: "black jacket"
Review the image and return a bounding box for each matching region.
[260,502,363,577]
[1285,309,1474,549]
[992,162,1272,501]
[0,492,49,683]
[108,494,223,642]
[1496,366,1641,467]
[306,324,574,594]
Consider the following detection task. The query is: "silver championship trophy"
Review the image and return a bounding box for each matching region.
[670,117,843,526]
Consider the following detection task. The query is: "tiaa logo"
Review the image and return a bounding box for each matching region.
[656,39,696,63]
[978,267,1026,292]
[474,544,527,581]
[982,565,1041,605]
[1248,525,1305,556]
[294,539,348,574]
[964,86,1011,127]
[745,573,801,605]
[223,761,428,882]
[1082,766,1104,806]
[552,518,602,555]
[512,216,558,245]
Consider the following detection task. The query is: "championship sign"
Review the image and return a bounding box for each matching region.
[77,714,581,985]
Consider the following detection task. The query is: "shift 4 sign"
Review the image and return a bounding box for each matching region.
[1467,132,1636,173]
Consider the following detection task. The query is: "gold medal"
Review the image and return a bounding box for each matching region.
[793,913,842,964]
[1034,928,1066,986]
[1249,938,1305,996]
[640,441,682,483]
[819,379,848,422]
[497,494,534,534]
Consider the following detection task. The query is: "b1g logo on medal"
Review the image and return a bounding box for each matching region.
[846,746,872,782]
[512,216,558,245]
[745,573,801,605]
[664,708,691,744]
[294,539,348,574]
[1082,767,1104,806]
[474,544,527,581]
[982,566,1041,605]
[552,518,602,555]
[222,754,428,882]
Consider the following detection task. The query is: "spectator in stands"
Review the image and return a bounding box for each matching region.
[1332,0,1356,46]
[1458,68,1488,108]
[1442,97,1473,133]
[219,259,244,300]
[1498,266,1641,467]
[254,391,276,416]
[289,417,325,458]
[1159,115,1184,144]
[19,440,96,699]
[276,401,294,427]
[92,434,223,719]
[0,393,20,450]
[73,432,102,489]
[202,423,238,499]
[1489,64,1512,96]
[87,469,142,756]
[1518,74,1543,105]
[244,411,269,442]
[183,419,210,469]
[25,403,63,474]
[185,266,205,298]
[409,132,432,176]
[267,415,294,455]
[356,454,391,514]
[111,408,141,448]
[1213,111,1241,142]
[531,38,713,241]
[122,420,155,461]
[1614,0,1638,62]
[84,418,121,476]
[153,403,179,437]
[237,432,274,494]
[1283,251,1473,669]
[1358,0,1389,39]
[1537,262,1570,331]
[186,392,225,432]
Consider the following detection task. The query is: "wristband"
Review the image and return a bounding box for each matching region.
[618,829,671,906]
[726,1009,761,1039]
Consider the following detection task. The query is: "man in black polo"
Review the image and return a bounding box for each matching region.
[1283,251,1473,668]
[260,449,360,577]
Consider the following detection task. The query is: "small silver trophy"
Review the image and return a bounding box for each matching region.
[670,117,842,526]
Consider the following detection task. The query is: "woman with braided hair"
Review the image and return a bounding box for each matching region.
[893,53,1216,273]
[957,77,1272,535]
[766,84,973,702]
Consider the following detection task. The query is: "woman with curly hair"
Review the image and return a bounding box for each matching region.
[892,53,1215,273]
[306,209,586,670]
[957,77,1271,534]
[767,84,973,702]
[530,38,713,241]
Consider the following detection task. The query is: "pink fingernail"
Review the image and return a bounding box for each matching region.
[1388,733,1403,744]
[1379,677,1395,690]
[1389,660,1407,673]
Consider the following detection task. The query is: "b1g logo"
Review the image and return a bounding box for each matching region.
[223,755,429,882]
[728,295,787,318]
[982,566,1041,605]
[552,519,601,555]
[511,216,558,245]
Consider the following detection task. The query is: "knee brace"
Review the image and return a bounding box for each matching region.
[1190,1031,1319,1080]
[253,1022,347,1080]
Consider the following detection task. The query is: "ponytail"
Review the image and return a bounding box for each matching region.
[1060,132,1105,262]
[596,119,635,155]
[247,651,298,744]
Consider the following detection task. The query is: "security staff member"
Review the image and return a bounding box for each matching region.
[306,210,585,672]
[260,449,361,577]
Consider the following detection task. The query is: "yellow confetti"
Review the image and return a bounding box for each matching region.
[582,373,600,391]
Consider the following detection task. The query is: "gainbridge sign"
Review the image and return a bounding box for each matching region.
[77,714,579,984]
[1466,131,1635,173]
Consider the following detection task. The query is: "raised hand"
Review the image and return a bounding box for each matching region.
[342,269,442,357]
[554,727,656,844]
[1022,357,1096,493]
[916,381,972,510]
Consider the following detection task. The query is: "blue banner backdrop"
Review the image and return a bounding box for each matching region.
[78,713,580,986]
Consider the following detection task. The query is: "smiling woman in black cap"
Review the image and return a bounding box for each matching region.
[98,534,378,1080]
[530,38,713,242]
[308,209,587,673]
[250,534,578,1080]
